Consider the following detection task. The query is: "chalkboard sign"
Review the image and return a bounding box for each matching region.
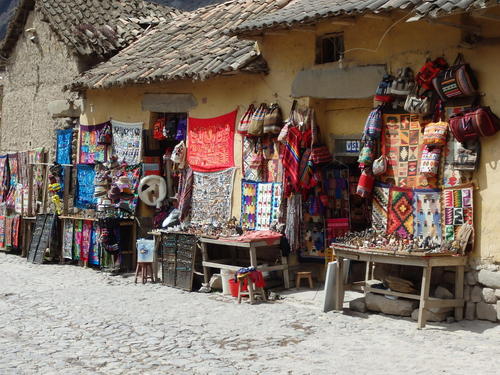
[161,233,197,291]
[28,214,57,264]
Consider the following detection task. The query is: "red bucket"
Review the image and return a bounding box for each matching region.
[228,278,247,297]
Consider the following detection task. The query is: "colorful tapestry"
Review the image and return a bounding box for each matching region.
[73,220,82,261]
[79,123,108,164]
[17,151,29,187]
[29,148,45,214]
[241,180,258,230]
[371,183,390,231]
[442,184,474,241]
[88,223,99,265]
[6,153,19,209]
[441,136,473,188]
[188,110,236,172]
[282,127,302,197]
[413,190,442,243]
[0,155,9,203]
[178,167,194,222]
[76,164,96,209]
[79,220,93,262]
[381,114,437,189]
[191,168,235,225]
[62,220,74,260]
[111,120,143,165]
[387,187,414,239]
[271,183,282,224]
[56,128,73,165]
[242,137,265,182]
[262,137,283,183]
[4,216,13,248]
[113,165,142,213]
[256,183,274,231]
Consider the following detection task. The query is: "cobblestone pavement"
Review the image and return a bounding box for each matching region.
[1,252,499,375]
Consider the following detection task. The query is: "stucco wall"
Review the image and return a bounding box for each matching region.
[82,12,500,262]
[0,10,80,154]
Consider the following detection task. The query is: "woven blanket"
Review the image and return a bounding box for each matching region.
[413,190,442,243]
[76,164,96,209]
[4,216,13,248]
[56,128,73,165]
[80,123,108,164]
[178,167,193,222]
[256,183,274,231]
[0,216,5,249]
[371,183,390,231]
[6,153,18,210]
[381,114,437,189]
[88,223,99,265]
[28,148,45,213]
[12,215,20,248]
[241,180,258,230]
[191,168,235,225]
[188,110,236,172]
[73,220,82,261]
[442,184,474,241]
[111,120,143,165]
[62,220,74,260]
[241,181,282,231]
[387,187,414,238]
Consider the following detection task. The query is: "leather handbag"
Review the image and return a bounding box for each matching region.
[432,54,478,101]
[237,104,255,135]
[449,107,500,143]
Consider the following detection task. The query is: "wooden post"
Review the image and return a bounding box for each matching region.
[281,256,290,289]
[249,246,258,268]
[63,166,71,215]
[200,242,209,284]
[454,265,465,321]
[418,266,432,329]
[41,164,49,214]
[27,164,34,217]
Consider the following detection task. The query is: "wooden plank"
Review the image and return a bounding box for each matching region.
[62,165,71,215]
[27,215,47,263]
[334,256,345,311]
[365,286,421,300]
[418,267,432,329]
[202,261,241,272]
[426,298,464,309]
[198,237,280,248]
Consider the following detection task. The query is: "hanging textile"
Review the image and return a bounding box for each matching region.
[241,180,258,230]
[88,223,99,265]
[413,189,442,243]
[442,184,474,241]
[28,148,45,214]
[191,168,235,225]
[0,216,5,249]
[6,153,19,209]
[73,220,82,260]
[12,215,20,248]
[371,183,390,231]
[255,183,274,231]
[111,120,143,165]
[114,165,142,213]
[387,187,414,239]
[79,122,109,164]
[79,220,93,262]
[262,137,282,183]
[56,128,73,165]
[187,110,236,172]
[285,193,302,253]
[281,127,301,197]
[76,164,96,209]
[178,167,194,222]
[4,216,13,248]
[242,137,265,182]
[271,183,282,224]
[62,220,74,260]
[380,114,437,189]
[441,136,473,188]
[0,155,9,203]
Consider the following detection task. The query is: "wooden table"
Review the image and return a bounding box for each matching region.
[332,246,467,329]
[199,236,290,289]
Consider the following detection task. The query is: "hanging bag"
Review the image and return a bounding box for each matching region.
[263,103,283,134]
[357,141,375,166]
[278,101,297,143]
[389,67,415,96]
[356,169,375,198]
[372,154,388,176]
[237,104,255,135]
[363,106,383,140]
[449,107,500,142]
[432,54,478,101]
[247,103,268,136]
[416,57,448,90]
[419,146,441,177]
[404,86,432,116]
[422,121,449,147]
[308,109,333,166]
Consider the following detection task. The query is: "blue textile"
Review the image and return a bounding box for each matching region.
[75,164,96,209]
[56,128,73,165]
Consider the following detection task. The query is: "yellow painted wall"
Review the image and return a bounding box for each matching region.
[82,11,500,262]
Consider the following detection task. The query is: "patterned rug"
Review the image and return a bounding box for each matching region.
[62,220,74,260]
[80,123,109,164]
[381,114,437,189]
[413,190,442,243]
[442,184,474,241]
[191,168,235,225]
[111,120,143,165]
[371,183,390,231]
[387,187,414,238]
[241,180,258,230]
[242,137,265,182]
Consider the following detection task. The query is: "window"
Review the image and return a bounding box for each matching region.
[316,33,344,64]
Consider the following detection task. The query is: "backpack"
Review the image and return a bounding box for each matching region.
[416,57,448,90]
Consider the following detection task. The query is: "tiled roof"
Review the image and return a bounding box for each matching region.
[0,0,180,61]
[70,0,292,90]
[232,0,496,34]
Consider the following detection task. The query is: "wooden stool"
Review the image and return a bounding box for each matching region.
[237,275,266,304]
[296,271,314,289]
[135,262,155,284]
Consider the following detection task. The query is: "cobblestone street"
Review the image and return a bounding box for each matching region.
[1,252,499,375]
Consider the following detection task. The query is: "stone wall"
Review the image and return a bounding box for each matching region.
[464,264,500,322]
[0,9,80,154]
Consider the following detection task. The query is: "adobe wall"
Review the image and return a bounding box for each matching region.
[0,9,80,154]
[81,12,500,263]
